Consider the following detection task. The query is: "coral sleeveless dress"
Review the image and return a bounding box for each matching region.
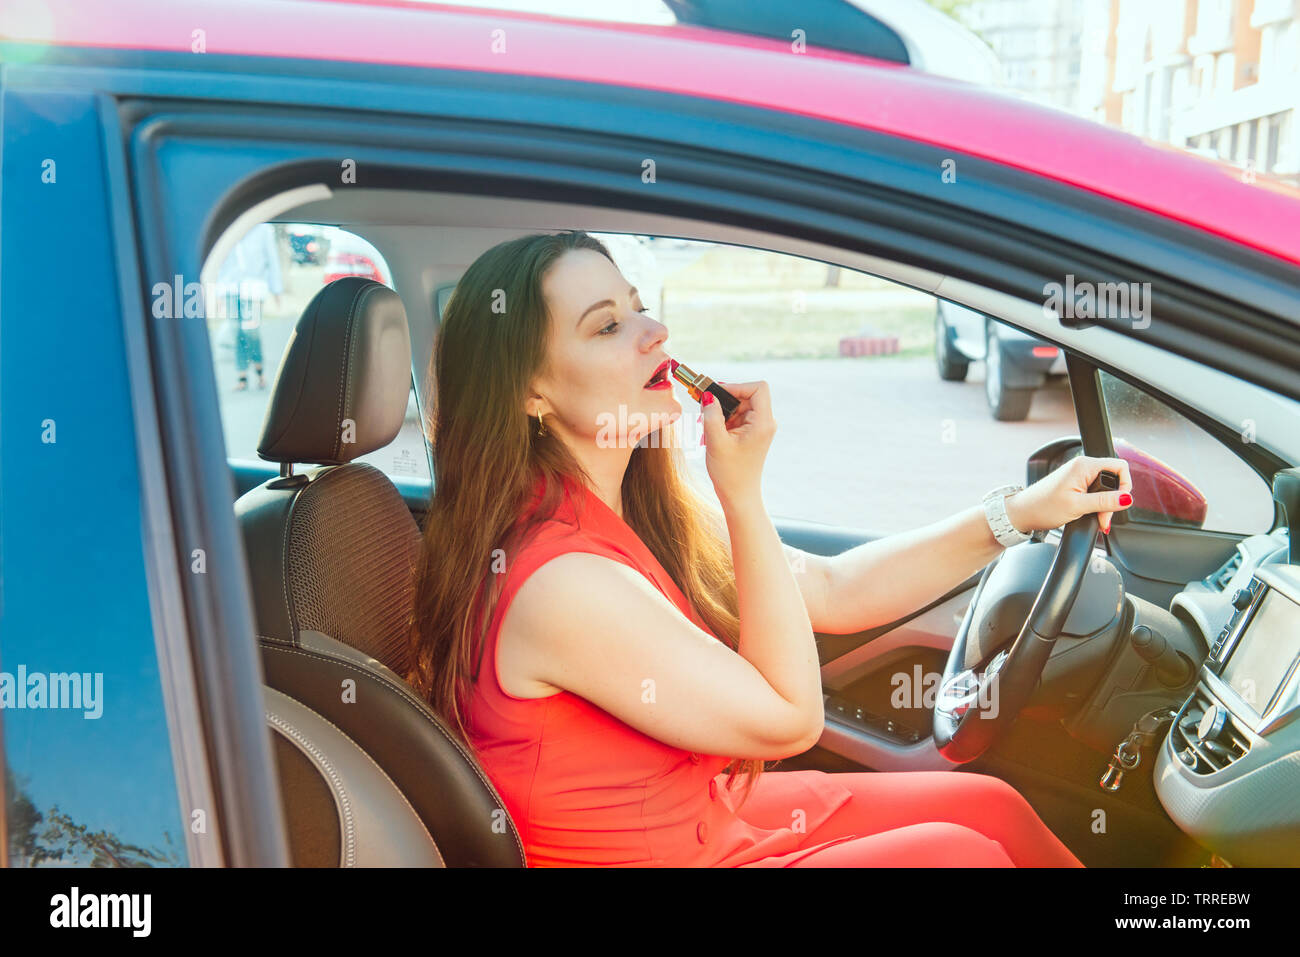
[463,472,862,867]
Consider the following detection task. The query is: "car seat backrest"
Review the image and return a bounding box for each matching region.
[235,277,525,867]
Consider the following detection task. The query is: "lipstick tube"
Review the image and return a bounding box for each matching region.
[670,360,741,423]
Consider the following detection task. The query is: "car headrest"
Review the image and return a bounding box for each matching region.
[257,277,412,466]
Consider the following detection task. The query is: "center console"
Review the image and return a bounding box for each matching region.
[1154,563,1300,866]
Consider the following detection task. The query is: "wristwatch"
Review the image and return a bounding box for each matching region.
[982,484,1030,547]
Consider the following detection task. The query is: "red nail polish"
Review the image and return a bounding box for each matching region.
[1119,492,1132,506]
[702,392,715,406]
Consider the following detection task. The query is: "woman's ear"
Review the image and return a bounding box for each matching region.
[524,382,552,418]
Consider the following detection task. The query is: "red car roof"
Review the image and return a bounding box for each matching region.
[7,0,1300,268]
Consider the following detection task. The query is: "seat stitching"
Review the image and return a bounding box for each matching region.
[269,692,444,867]
[344,284,382,459]
[266,708,356,866]
[261,642,526,864]
[281,484,300,643]
[264,643,524,863]
[334,282,368,461]
[335,282,382,462]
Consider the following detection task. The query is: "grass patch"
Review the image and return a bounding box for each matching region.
[661,293,936,361]
[652,243,938,361]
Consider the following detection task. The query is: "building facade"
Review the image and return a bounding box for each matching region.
[1078,0,1298,183]
[962,0,1089,111]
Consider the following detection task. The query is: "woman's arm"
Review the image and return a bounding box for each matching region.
[712,504,1001,636]
[816,502,1008,635]
[705,506,834,634]
[721,454,1132,636]
[720,487,824,740]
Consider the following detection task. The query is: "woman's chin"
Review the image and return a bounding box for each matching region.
[594,401,683,450]
[630,408,683,450]
[635,396,682,421]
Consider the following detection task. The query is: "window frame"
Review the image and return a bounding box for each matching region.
[1084,360,1284,535]
[207,221,432,485]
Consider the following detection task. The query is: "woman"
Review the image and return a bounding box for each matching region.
[406,230,1133,867]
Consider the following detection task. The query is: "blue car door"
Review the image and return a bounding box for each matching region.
[0,76,287,866]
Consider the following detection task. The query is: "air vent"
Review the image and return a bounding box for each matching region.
[1212,552,1243,590]
[1172,690,1251,774]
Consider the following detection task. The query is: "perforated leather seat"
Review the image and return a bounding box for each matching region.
[235,276,525,867]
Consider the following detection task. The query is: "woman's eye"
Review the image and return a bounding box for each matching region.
[598,307,650,335]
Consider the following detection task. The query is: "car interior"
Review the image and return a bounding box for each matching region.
[209,185,1300,868]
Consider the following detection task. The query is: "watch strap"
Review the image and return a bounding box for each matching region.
[983,484,1030,547]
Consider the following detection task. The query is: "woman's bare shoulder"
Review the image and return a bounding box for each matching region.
[496,550,628,700]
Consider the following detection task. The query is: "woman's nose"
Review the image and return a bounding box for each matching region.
[640,312,668,346]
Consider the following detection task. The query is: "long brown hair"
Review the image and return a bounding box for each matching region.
[405,230,765,804]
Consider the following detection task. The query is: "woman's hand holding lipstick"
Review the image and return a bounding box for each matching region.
[699,380,774,509]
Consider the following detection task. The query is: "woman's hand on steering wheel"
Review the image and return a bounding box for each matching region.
[1005,455,1134,536]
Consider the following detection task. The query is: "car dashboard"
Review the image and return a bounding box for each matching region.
[1156,528,1300,866]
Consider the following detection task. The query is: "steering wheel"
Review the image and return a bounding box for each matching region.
[932,469,1120,763]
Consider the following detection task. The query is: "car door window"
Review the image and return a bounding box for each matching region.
[1099,370,1274,534]
[206,223,430,480]
[599,235,1076,535]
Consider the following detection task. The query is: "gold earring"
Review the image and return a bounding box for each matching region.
[536,411,548,435]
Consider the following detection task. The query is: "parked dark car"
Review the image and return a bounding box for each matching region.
[936,299,1068,421]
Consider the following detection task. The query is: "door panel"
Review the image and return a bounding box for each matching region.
[1028,434,1253,608]
[0,89,191,866]
[815,590,974,772]
[1069,363,1283,606]
[771,515,983,771]
[1104,525,1241,606]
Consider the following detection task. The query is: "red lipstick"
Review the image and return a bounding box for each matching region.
[669,359,741,423]
[644,359,671,390]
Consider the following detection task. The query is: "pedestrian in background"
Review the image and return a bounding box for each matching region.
[218,222,284,390]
